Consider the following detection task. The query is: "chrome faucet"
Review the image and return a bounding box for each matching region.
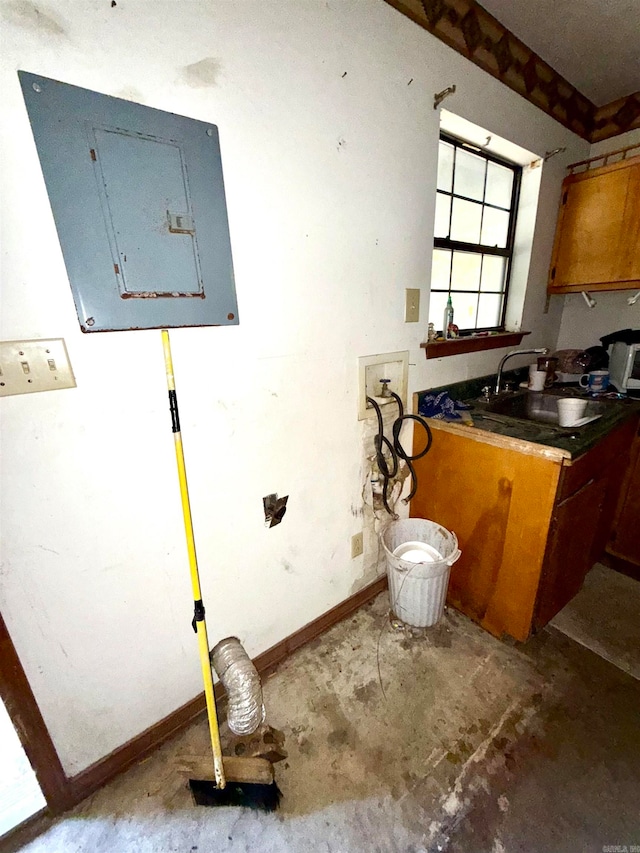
[494,347,550,394]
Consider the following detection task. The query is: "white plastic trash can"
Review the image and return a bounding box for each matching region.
[381,518,461,628]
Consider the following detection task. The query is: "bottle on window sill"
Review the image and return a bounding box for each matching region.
[443,294,454,340]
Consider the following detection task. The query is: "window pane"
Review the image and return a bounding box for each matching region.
[451,251,482,291]
[428,290,448,331]
[434,193,451,238]
[485,161,514,209]
[431,135,520,332]
[480,255,507,292]
[450,197,482,243]
[431,249,451,290]
[437,141,454,192]
[477,293,504,328]
[480,206,510,248]
[453,148,486,201]
[451,291,478,330]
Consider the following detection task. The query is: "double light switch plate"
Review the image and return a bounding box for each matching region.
[0,339,76,397]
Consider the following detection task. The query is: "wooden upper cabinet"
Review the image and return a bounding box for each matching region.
[548,155,640,293]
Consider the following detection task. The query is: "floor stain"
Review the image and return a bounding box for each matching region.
[296,736,313,756]
[14,578,640,852]
[327,728,350,748]
[352,680,378,704]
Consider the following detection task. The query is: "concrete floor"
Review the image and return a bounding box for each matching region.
[13,567,640,853]
[551,562,640,680]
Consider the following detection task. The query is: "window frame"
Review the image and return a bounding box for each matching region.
[433,131,523,333]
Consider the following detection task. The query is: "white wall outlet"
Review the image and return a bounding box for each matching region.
[351,532,364,558]
[0,339,76,397]
[358,351,409,420]
[405,288,420,323]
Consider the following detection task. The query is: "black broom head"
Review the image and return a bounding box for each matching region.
[189,778,282,811]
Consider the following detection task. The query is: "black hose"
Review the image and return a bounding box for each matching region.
[366,393,432,518]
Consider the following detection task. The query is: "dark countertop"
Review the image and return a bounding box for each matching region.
[415,368,640,461]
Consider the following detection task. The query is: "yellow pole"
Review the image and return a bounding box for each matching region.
[161,330,225,789]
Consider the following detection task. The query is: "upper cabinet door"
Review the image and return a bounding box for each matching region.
[548,156,640,293]
[620,163,640,283]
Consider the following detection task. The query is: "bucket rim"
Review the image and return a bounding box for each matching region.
[380,519,458,554]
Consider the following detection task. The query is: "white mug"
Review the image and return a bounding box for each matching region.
[528,364,546,391]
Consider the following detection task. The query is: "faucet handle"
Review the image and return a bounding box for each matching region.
[480,385,492,401]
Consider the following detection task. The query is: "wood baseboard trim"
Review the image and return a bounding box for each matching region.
[67,574,388,807]
[601,551,640,581]
[68,691,208,803]
[253,574,388,678]
[0,613,72,813]
[0,809,53,853]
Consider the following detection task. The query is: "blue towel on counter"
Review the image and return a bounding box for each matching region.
[418,391,471,421]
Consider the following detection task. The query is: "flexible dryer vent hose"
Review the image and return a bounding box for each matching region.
[210,637,265,736]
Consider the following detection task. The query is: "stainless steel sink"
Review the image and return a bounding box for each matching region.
[484,391,605,425]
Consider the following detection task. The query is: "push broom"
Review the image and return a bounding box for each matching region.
[161,329,281,810]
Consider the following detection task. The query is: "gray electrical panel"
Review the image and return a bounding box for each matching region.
[19,71,239,332]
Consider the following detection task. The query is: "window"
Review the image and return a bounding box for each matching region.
[429,132,522,334]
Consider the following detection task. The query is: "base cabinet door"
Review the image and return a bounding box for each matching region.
[607,434,640,566]
[534,476,607,630]
[592,448,630,562]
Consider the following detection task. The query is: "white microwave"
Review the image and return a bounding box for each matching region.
[609,340,640,392]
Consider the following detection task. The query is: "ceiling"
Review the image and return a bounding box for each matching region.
[478,0,640,105]
[384,0,640,140]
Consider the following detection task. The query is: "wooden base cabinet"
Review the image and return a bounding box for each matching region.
[410,417,638,642]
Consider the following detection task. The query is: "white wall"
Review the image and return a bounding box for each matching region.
[556,128,640,349]
[0,0,587,775]
[589,128,640,159]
